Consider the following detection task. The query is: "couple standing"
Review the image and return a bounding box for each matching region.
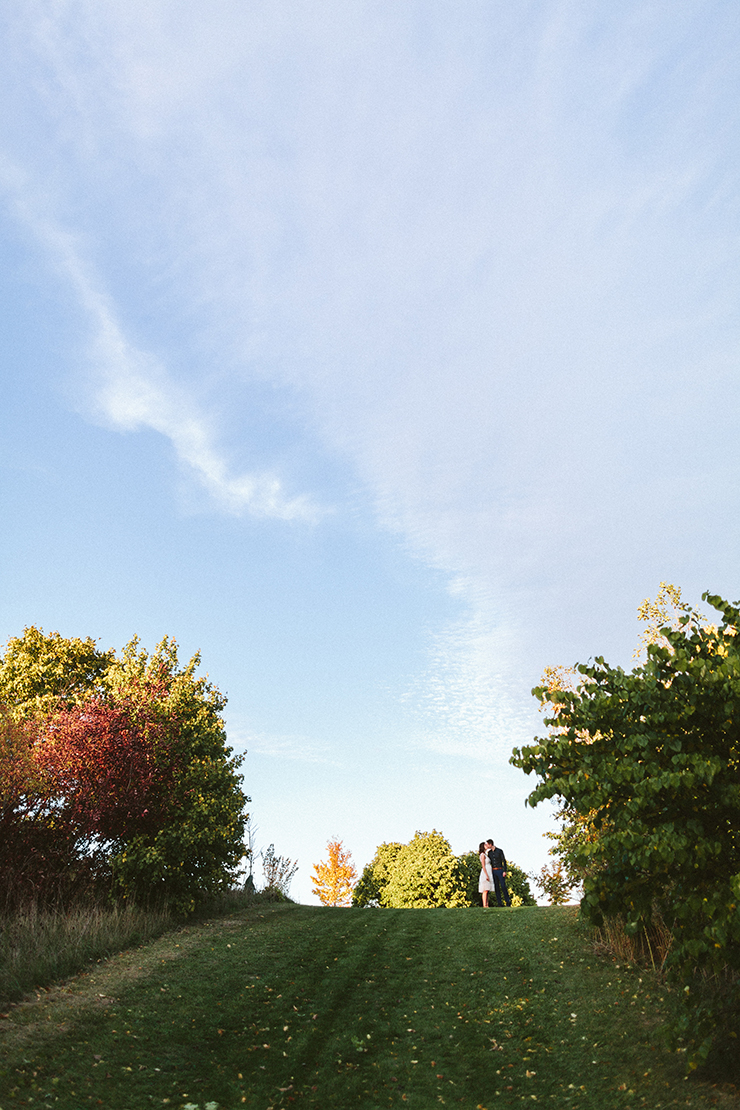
[478,839,512,908]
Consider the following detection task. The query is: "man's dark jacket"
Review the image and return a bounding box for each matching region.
[488,846,506,871]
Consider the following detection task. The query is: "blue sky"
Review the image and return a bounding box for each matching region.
[1,1,739,903]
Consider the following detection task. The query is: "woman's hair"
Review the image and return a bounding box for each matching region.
[478,842,487,855]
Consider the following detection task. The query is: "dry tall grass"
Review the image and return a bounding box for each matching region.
[0,902,173,1007]
[592,911,674,973]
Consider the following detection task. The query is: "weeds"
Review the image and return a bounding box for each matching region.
[0,902,173,1006]
[0,888,282,1008]
[592,910,674,973]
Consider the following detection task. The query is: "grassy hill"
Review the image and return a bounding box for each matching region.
[0,903,737,1109]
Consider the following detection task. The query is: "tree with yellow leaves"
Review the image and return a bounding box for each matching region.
[633,581,709,658]
[311,837,357,906]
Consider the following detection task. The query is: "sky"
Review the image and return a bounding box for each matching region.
[1,1,739,904]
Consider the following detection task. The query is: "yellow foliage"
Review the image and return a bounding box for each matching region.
[311,837,357,907]
[634,582,709,658]
[540,665,577,693]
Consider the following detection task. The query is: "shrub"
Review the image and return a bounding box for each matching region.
[0,632,248,914]
[379,831,469,909]
[352,842,404,907]
[511,590,740,1067]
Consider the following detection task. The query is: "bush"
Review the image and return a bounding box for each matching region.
[0,631,248,914]
[511,591,740,1067]
[352,842,404,907]
[383,831,469,908]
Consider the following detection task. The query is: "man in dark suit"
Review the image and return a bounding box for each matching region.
[486,839,512,907]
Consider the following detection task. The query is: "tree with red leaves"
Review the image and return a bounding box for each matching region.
[0,716,77,909]
[37,698,176,849]
[0,630,248,912]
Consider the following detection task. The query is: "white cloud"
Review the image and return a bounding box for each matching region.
[0,160,321,522]
[3,2,740,752]
[229,726,337,766]
[409,624,537,762]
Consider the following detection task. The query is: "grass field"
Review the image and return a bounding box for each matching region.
[0,903,737,1110]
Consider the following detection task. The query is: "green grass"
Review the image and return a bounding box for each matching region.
[0,904,737,1109]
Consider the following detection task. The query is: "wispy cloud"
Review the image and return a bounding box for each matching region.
[0,161,321,522]
[402,579,537,761]
[3,1,740,755]
[229,725,337,765]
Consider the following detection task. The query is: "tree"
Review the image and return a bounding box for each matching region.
[0,627,113,718]
[102,637,248,912]
[352,841,404,907]
[312,837,357,906]
[511,590,740,1066]
[261,844,298,898]
[533,585,716,897]
[0,629,248,913]
[541,804,597,893]
[0,715,80,909]
[532,861,574,906]
[633,581,708,659]
[354,834,535,909]
[506,863,538,906]
[383,830,469,909]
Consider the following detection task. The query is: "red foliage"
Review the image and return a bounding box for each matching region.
[36,698,178,845]
[0,695,180,908]
[0,716,80,908]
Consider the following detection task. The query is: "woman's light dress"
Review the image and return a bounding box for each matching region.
[478,852,493,893]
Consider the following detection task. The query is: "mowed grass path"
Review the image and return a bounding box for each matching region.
[0,904,737,1110]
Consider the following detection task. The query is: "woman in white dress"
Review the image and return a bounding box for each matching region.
[478,841,494,908]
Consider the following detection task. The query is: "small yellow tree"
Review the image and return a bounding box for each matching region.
[311,837,357,906]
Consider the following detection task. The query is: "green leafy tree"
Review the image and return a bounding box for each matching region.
[634,581,708,659]
[103,637,248,912]
[355,836,534,909]
[511,591,740,1067]
[505,862,537,906]
[352,841,403,906]
[0,627,113,718]
[532,861,574,906]
[456,850,482,906]
[383,830,469,908]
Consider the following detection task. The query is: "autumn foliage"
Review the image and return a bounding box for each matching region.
[311,838,357,906]
[0,628,248,913]
[37,698,176,846]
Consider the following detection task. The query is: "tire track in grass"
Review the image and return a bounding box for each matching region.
[270,909,410,1098]
[242,908,440,1105]
[1,905,738,1109]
